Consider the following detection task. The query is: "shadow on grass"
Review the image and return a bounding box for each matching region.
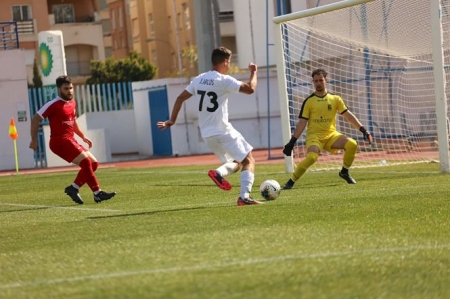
[148,184,227,188]
[0,207,51,214]
[0,204,97,213]
[86,203,232,220]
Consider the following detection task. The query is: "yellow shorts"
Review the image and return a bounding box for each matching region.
[305,131,343,154]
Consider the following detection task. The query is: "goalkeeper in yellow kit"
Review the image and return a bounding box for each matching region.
[282,69,373,189]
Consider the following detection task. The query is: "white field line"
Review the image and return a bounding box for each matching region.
[0,203,120,213]
[1,243,449,290]
[113,169,441,175]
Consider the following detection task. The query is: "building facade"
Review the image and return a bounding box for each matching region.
[0,0,106,82]
[107,0,131,59]
[0,0,340,83]
[126,0,196,78]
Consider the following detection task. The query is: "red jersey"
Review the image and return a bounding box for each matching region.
[37,97,76,138]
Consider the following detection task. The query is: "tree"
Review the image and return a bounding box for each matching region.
[32,59,43,88]
[86,51,157,84]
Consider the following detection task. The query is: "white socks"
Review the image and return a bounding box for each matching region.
[239,170,254,199]
[216,162,239,177]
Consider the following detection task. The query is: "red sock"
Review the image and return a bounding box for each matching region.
[77,158,100,192]
[74,161,99,188]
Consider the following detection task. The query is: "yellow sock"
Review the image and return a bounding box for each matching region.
[293,152,319,181]
[343,139,357,169]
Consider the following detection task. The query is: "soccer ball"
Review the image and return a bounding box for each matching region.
[259,179,281,200]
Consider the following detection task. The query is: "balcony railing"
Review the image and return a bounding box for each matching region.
[0,22,19,50]
[55,15,96,24]
[50,14,100,25]
[16,20,34,34]
[219,11,234,23]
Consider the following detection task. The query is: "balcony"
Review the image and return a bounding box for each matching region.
[48,13,101,26]
[16,20,35,35]
[218,11,235,36]
[219,11,234,22]
[0,22,19,50]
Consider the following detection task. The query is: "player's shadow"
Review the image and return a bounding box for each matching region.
[0,206,51,214]
[86,204,230,220]
[151,183,226,188]
[0,204,97,214]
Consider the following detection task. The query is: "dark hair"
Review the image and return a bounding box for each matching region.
[312,69,327,78]
[211,47,232,66]
[56,75,72,87]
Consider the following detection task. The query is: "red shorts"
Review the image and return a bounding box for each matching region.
[49,137,87,163]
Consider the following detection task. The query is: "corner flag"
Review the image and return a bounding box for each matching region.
[9,117,20,175]
[9,117,18,140]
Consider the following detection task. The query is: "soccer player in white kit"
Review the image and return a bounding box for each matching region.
[157,47,262,205]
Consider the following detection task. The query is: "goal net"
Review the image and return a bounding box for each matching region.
[274,0,450,173]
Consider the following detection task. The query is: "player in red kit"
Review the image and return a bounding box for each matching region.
[29,76,116,204]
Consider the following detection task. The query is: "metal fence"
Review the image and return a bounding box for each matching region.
[28,82,134,168]
[0,22,19,50]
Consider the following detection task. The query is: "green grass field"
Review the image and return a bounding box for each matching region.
[0,162,449,299]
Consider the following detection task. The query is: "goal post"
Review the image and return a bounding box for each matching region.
[273,0,450,173]
[431,0,450,172]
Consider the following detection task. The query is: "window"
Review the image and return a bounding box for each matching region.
[177,13,182,29]
[151,49,157,65]
[148,14,155,38]
[105,47,112,58]
[102,19,111,35]
[172,53,176,69]
[118,7,123,28]
[218,11,234,23]
[182,3,190,30]
[52,4,75,24]
[12,5,32,21]
[111,9,116,30]
[132,18,139,38]
[99,0,108,10]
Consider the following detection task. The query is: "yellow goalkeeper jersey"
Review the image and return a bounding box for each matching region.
[299,92,348,139]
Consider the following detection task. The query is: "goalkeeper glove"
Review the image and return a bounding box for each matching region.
[359,126,373,144]
[283,137,297,156]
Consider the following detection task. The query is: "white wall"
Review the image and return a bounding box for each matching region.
[290,1,308,13]
[42,110,137,168]
[218,0,234,11]
[83,110,138,154]
[1,58,283,170]
[51,24,106,60]
[0,50,36,171]
[222,0,317,69]
[132,78,188,156]
[43,125,110,168]
[233,0,277,69]
[132,72,283,157]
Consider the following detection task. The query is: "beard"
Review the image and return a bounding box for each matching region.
[60,93,73,100]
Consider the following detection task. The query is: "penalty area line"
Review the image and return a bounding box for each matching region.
[0,203,120,213]
[1,243,449,290]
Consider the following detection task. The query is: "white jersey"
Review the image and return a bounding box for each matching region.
[185,70,242,138]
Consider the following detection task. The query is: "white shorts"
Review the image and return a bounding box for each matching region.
[203,128,253,163]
